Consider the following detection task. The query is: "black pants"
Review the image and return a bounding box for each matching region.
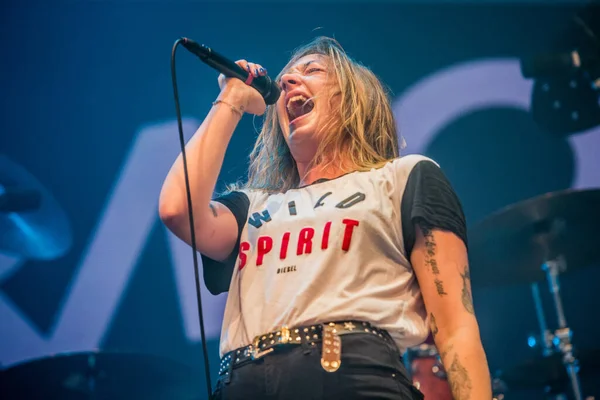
[212,333,424,400]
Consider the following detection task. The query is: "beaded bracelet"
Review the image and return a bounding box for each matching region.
[212,100,244,118]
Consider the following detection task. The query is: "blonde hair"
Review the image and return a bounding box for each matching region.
[239,36,400,193]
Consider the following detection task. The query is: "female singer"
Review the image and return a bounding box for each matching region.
[159,36,491,399]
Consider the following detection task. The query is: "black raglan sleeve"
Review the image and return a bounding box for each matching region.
[401,160,467,258]
[201,190,250,295]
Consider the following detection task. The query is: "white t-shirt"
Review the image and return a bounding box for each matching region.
[202,155,467,357]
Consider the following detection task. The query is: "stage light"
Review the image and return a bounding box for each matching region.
[520,2,600,137]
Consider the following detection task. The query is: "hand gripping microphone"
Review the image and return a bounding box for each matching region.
[181,38,281,105]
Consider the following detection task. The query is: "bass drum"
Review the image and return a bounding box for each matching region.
[404,343,452,400]
[404,342,507,399]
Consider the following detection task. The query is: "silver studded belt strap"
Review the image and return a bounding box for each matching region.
[218,320,393,378]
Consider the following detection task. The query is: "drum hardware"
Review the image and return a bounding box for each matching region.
[525,255,584,400]
[431,356,446,380]
[470,189,600,400]
[405,343,453,400]
[522,221,586,399]
[495,347,600,393]
[410,357,448,389]
[491,378,507,400]
[538,257,582,400]
[529,282,555,357]
[520,2,600,136]
[469,189,600,287]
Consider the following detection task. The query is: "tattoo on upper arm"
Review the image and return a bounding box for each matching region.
[430,313,439,339]
[448,353,473,399]
[421,225,438,270]
[460,264,475,314]
[434,279,448,296]
[420,224,446,296]
[209,203,218,217]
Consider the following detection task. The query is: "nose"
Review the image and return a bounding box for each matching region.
[280,73,301,91]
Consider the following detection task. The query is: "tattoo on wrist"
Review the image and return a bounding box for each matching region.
[448,353,473,399]
[209,203,218,217]
[460,264,475,314]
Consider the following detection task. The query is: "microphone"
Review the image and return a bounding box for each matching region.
[181,38,281,105]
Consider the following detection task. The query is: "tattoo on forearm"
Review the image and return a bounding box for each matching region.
[430,313,439,339]
[460,264,475,314]
[209,203,218,217]
[420,224,446,296]
[440,344,454,364]
[448,353,473,399]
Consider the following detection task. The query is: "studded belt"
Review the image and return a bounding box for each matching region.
[218,320,393,378]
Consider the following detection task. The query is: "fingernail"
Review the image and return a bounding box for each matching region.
[255,68,259,76]
[247,64,251,72]
[259,68,265,73]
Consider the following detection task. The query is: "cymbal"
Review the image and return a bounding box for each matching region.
[468,189,600,287]
[0,351,200,400]
[497,348,600,391]
[0,155,72,260]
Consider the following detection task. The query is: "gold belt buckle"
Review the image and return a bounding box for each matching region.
[321,323,341,372]
[251,336,273,360]
[251,325,290,360]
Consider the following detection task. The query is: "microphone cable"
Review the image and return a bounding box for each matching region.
[170,38,213,400]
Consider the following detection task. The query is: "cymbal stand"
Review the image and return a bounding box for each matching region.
[542,257,582,400]
[531,282,554,357]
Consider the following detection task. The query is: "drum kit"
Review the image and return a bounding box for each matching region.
[405,188,600,399]
[1,154,600,398]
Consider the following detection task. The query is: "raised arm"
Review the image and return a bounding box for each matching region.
[159,60,267,261]
[411,223,491,399]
